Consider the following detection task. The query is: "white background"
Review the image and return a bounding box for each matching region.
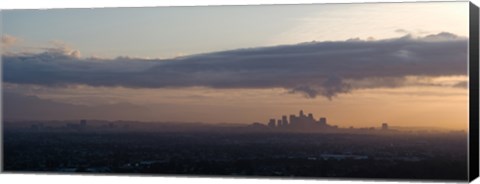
[0,0,479,184]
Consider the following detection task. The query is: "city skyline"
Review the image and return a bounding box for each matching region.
[1,2,469,130]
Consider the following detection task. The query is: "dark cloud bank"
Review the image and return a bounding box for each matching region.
[3,33,468,99]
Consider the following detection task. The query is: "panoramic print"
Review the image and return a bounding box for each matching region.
[2,2,470,181]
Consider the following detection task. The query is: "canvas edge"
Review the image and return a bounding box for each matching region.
[469,1,480,182]
[0,1,476,182]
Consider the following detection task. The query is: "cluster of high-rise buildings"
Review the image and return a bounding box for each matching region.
[266,110,336,130]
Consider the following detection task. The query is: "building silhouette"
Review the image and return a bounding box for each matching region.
[381,123,389,130]
[277,120,282,127]
[251,110,393,132]
[265,110,335,131]
[281,116,288,126]
[268,119,276,128]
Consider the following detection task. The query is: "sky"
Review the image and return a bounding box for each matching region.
[1,1,470,130]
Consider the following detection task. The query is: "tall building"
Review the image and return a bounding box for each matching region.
[265,110,334,131]
[319,117,327,125]
[381,123,389,130]
[268,119,276,128]
[308,113,314,120]
[289,115,297,125]
[282,116,289,126]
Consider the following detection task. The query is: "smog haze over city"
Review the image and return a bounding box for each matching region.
[1,1,470,180]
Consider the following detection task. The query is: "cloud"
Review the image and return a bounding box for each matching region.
[394,29,409,34]
[452,81,468,89]
[1,34,19,48]
[289,76,351,99]
[44,41,82,58]
[422,32,464,42]
[2,32,468,100]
